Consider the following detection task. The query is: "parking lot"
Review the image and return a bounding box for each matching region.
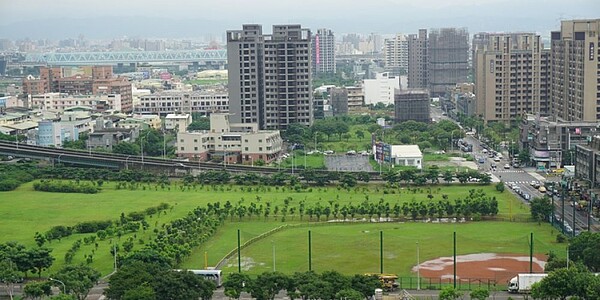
[324,154,373,172]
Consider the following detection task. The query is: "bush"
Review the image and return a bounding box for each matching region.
[74,220,112,233]
[45,225,73,240]
[556,234,567,243]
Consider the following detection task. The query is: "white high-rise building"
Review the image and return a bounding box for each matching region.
[312,28,336,76]
[384,34,408,76]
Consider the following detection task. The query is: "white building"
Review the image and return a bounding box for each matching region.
[135,90,229,116]
[384,34,408,76]
[165,113,192,133]
[363,72,400,105]
[29,93,122,112]
[390,145,423,169]
[177,113,282,164]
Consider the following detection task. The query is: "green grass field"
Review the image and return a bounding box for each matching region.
[0,181,554,276]
[276,151,326,169]
[184,79,228,86]
[196,221,562,277]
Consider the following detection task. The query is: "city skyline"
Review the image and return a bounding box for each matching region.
[0,0,598,39]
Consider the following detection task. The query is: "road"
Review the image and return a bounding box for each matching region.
[431,105,599,234]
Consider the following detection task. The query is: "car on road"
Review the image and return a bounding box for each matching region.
[494,157,501,162]
[504,164,511,169]
[522,193,531,201]
[482,149,488,154]
[324,150,334,155]
[478,157,485,164]
[346,150,357,155]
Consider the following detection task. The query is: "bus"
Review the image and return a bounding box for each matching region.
[177,269,222,287]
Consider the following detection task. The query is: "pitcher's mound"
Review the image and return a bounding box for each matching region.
[412,253,546,283]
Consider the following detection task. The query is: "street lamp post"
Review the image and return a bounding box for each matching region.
[49,278,66,294]
[140,131,151,169]
[416,241,420,290]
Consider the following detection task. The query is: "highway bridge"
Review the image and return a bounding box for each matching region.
[0,141,381,179]
[23,49,227,66]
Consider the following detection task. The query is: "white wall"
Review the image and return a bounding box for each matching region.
[363,73,400,105]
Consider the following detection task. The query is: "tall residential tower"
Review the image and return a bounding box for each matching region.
[550,19,600,122]
[312,28,336,76]
[407,29,428,89]
[428,28,469,96]
[227,24,313,130]
[384,34,408,76]
[475,33,550,122]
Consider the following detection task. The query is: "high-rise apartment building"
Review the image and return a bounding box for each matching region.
[312,28,336,76]
[474,33,550,122]
[384,34,408,76]
[227,24,312,130]
[428,28,469,96]
[407,29,428,89]
[550,19,600,122]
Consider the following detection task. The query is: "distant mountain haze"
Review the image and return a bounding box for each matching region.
[0,0,597,39]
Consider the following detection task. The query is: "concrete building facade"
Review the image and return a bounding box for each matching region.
[22,66,133,113]
[394,89,430,123]
[520,114,599,170]
[330,87,348,116]
[30,93,123,112]
[176,113,282,164]
[474,33,550,123]
[135,90,229,116]
[312,28,336,76]
[550,19,600,122]
[364,72,400,105]
[227,24,312,130]
[384,34,408,76]
[428,28,469,96]
[165,113,192,133]
[407,29,428,89]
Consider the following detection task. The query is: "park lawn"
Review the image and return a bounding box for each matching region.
[318,124,372,153]
[277,152,326,169]
[1,181,529,276]
[215,221,564,277]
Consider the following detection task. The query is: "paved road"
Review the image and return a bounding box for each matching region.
[325,154,373,172]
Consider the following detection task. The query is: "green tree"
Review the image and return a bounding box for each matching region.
[113,142,140,155]
[28,247,54,278]
[438,286,462,300]
[530,196,553,223]
[187,117,210,131]
[51,264,101,300]
[105,261,163,299]
[355,130,365,140]
[531,267,593,300]
[495,181,505,193]
[335,289,363,300]
[248,272,289,300]
[469,287,489,300]
[122,284,156,300]
[223,273,251,299]
[24,281,53,300]
[568,232,600,272]
[350,274,381,299]
[153,271,215,300]
[0,259,20,300]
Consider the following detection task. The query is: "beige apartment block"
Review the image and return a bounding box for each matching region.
[550,19,600,122]
[176,113,282,164]
[475,33,550,123]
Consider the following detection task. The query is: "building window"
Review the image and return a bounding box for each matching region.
[180,147,184,150]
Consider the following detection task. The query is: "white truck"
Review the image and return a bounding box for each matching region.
[508,273,548,293]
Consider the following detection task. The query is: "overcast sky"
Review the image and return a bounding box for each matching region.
[0,0,599,39]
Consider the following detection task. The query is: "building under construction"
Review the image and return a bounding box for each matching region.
[428,28,469,96]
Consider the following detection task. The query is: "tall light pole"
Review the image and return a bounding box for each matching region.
[272,240,276,272]
[416,241,421,290]
[140,131,151,169]
[49,278,66,294]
